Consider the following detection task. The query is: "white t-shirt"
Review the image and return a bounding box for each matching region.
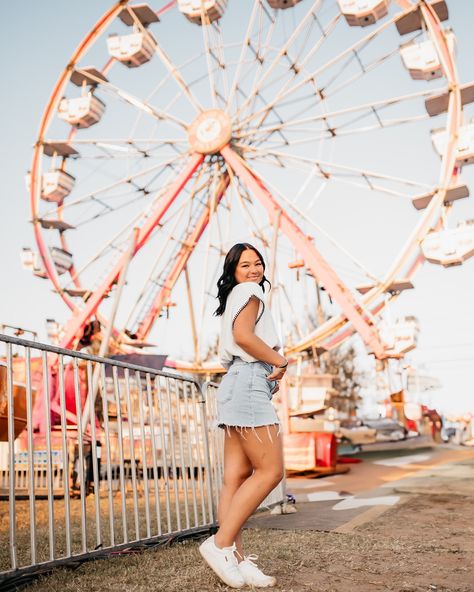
[219,281,281,369]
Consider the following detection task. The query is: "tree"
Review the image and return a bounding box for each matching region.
[319,344,365,417]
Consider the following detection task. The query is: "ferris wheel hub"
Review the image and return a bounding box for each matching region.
[187,109,232,154]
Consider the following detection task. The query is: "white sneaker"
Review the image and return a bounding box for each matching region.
[238,554,276,588]
[199,535,246,588]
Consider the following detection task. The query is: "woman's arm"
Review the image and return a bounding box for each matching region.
[233,296,286,368]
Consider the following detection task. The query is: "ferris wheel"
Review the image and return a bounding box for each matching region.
[24,0,474,374]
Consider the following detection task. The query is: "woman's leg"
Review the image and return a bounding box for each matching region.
[218,428,253,559]
[215,424,283,549]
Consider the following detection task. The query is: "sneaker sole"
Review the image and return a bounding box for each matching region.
[241,575,276,588]
[248,579,276,588]
[199,543,245,589]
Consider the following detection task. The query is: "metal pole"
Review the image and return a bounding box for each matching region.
[81,227,139,434]
[58,355,72,557]
[145,373,163,536]
[6,343,17,570]
[268,209,281,308]
[25,347,37,566]
[184,265,201,366]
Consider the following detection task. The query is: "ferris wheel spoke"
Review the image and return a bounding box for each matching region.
[124,182,205,333]
[211,22,231,107]
[41,151,190,219]
[237,11,341,131]
[133,168,230,341]
[227,168,271,249]
[68,172,185,290]
[235,0,323,123]
[237,6,413,132]
[231,3,278,119]
[245,146,431,193]
[78,69,189,130]
[323,43,403,98]
[63,185,166,290]
[222,145,387,358]
[236,86,441,141]
[65,230,137,292]
[238,107,431,153]
[199,10,220,108]
[124,5,203,113]
[127,161,213,324]
[188,165,230,362]
[225,0,264,112]
[236,157,381,283]
[59,152,204,349]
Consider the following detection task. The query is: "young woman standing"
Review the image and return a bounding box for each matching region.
[199,243,288,588]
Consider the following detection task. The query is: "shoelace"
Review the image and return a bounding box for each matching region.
[243,554,259,568]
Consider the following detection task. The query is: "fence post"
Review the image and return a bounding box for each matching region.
[199,381,217,524]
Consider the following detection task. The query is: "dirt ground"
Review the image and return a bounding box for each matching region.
[22,454,473,592]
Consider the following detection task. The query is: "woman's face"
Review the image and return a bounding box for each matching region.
[234,249,264,284]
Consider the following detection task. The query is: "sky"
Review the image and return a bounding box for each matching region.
[1,0,473,416]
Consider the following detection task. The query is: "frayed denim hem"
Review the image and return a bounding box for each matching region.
[217,422,281,443]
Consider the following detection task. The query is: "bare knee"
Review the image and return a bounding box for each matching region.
[256,466,283,489]
[223,466,253,490]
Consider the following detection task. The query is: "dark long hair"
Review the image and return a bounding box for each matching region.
[214,243,271,316]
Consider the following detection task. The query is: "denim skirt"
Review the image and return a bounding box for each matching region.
[216,357,280,429]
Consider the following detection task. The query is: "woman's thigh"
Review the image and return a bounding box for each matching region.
[237,425,283,475]
[223,428,253,484]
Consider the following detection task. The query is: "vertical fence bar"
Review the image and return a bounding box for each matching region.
[145,373,162,536]
[25,347,37,565]
[206,384,221,515]
[87,361,102,548]
[164,377,181,532]
[42,351,56,560]
[6,343,17,570]
[173,380,190,530]
[199,382,216,524]
[189,382,207,525]
[136,371,151,538]
[112,366,128,543]
[156,376,172,533]
[73,357,87,554]
[182,382,199,527]
[100,364,115,547]
[58,355,72,557]
[124,368,140,540]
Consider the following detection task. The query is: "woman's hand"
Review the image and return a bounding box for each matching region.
[266,365,287,381]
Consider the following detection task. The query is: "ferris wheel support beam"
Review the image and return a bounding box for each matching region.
[135,173,230,340]
[58,152,204,350]
[221,145,388,360]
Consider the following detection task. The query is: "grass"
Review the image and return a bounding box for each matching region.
[0,479,213,573]
[13,492,474,592]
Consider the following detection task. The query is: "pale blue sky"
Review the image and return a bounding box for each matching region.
[1,1,473,415]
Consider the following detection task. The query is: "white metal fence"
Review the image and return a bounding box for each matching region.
[0,334,285,586]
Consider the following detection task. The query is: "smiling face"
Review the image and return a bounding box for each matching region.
[234,249,264,285]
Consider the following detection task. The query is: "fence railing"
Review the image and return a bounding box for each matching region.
[0,334,285,584]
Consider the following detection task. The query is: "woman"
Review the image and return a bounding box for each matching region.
[199,243,288,588]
